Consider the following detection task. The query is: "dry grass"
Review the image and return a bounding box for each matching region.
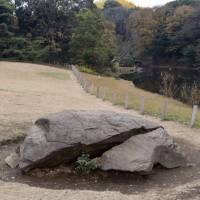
[38,71,70,80]
[0,61,199,145]
[82,73,200,128]
[0,62,72,143]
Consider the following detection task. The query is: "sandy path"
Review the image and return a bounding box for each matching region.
[0,179,200,200]
[0,62,200,200]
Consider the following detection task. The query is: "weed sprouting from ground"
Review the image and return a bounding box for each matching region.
[75,153,97,174]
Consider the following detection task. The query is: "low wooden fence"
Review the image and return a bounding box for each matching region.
[71,65,199,128]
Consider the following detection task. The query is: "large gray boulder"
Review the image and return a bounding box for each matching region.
[18,111,161,171]
[97,128,186,173]
[5,110,186,173]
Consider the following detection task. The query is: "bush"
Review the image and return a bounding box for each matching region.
[75,153,97,174]
[2,49,24,60]
[78,65,98,75]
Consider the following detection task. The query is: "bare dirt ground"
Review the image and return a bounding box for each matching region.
[0,61,200,200]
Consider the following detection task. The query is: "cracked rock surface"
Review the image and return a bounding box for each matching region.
[6,111,186,172]
[98,128,186,173]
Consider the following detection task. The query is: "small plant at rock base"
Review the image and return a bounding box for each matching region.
[75,153,97,174]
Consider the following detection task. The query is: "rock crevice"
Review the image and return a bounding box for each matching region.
[6,111,187,173]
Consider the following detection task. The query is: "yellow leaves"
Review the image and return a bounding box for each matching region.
[117,0,135,9]
[95,0,135,9]
[95,0,105,9]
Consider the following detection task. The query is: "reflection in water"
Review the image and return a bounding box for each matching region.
[120,67,200,105]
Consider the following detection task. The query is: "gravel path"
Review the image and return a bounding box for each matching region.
[0,62,200,200]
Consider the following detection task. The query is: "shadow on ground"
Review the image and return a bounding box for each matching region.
[0,138,200,196]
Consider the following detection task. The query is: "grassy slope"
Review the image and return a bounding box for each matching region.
[39,71,70,80]
[0,62,71,143]
[83,73,200,128]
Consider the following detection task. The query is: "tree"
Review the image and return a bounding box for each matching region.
[103,0,135,36]
[174,5,200,67]
[69,9,118,71]
[14,0,96,62]
[164,5,193,57]
[125,8,156,60]
[0,0,17,57]
[1,0,200,72]
[103,1,127,36]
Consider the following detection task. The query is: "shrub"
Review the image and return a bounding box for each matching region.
[78,65,98,75]
[75,153,97,174]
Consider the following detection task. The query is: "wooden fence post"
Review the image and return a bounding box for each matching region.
[96,87,100,98]
[90,84,94,94]
[85,81,88,92]
[80,77,83,87]
[83,80,87,91]
[83,80,86,91]
[85,81,90,93]
[140,96,145,114]
[112,92,117,105]
[161,99,168,120]
[93,86,97,96]
[99,87,102,98]
[124,93,129,109]
[80,78,83,88]
[87,82,91,93]
[81,78,84,87]
[191,105,198,127]
[101,88,105,100]
[77,73,81,83]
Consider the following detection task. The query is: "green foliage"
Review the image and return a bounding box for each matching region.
[126,8,156,59]
[78,65,98,75]
[0,0,16,56]
[0,0,200,74]
[0,36,57,62]
[0,0,96,63]
[69,9,118,71]
[0,0,14,16]
[75,153,97,174]
[123,0,200,69]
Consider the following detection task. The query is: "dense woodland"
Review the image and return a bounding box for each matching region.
[0,0,200,103]
[1,0,200,69]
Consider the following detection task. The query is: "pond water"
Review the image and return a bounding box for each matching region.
[120,67,200,104]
